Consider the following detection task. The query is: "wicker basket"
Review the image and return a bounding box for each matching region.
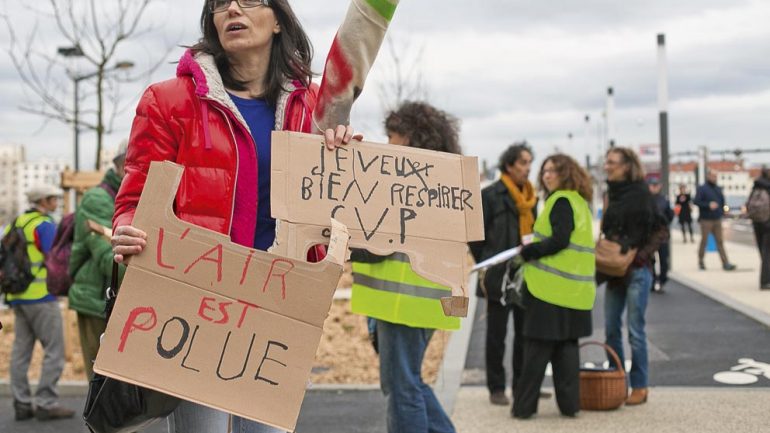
[579,341,628,411]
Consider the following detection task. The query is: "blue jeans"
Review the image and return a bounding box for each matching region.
[377,320,456,433]
[168,400,284,433]
[604,266,652,389]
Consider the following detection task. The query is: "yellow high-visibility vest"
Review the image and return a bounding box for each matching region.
[523,190,596,310]
[351,253,460,330]
[4,211,52,302]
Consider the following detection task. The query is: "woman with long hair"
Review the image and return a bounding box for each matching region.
[511,154,595,419]
[111,1,400,431]
[600,147,657,406]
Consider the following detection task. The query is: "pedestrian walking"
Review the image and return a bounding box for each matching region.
[3,185,75,421]
[599,147,658,406]
[67,141,127,380]
[694,170,736,271]
[648,177,674,292]
[675,184,695,242]
[351,101,460,433]
[111,0,399,431]
[511,154,595,419]
[469,143,539,406]
[747,167,770,290]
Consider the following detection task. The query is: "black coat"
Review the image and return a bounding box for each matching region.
[469,180,536,300]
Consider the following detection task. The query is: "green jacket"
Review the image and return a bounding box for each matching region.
[68,169,126,318]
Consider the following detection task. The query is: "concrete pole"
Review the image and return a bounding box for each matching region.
[657,34,670,199]
[606,87,616,149]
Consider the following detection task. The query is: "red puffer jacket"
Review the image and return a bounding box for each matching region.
[114,50,322,259]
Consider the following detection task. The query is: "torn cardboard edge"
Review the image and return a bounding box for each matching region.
[271,131,484,317]
[95,161,350,431]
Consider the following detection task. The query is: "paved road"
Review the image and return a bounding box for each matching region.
[0,390,387,433]
[465,279,770,388]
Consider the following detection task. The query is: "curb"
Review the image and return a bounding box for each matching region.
[434,278,478,415]
[669,271,770,328]
[0,380,88,397]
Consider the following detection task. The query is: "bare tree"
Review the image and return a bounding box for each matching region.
[377,34,429,112]
[2,0,175,170]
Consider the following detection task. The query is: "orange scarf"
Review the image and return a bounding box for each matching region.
[501,174,536,236]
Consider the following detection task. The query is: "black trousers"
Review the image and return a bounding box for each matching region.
[513,338,580,417]
[653,240,670,287]
[485,301,524,393]
[754,222,770,286]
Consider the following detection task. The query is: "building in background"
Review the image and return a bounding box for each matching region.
[0,145,25,224]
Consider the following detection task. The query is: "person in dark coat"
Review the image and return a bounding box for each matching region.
[469,143,537,406]
[675,184,694,243]
[600,147,658,406]
[749,168,770,290]
[648,177,674,292]
[693,171,736,271]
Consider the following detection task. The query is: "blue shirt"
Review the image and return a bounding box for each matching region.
[229,94,277,251]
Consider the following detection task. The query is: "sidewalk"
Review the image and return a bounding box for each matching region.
[667,222,770,326]
[448,222,770,432]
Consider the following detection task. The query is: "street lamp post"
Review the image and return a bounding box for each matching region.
[57,46,133,171]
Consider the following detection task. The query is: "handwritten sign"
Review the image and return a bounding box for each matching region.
[271,132,484,317]
[94,162,350,432]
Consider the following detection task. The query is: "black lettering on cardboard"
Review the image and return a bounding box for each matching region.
[442,185,451,209]
[255,341,289,386]
[462,189,474,211]
[342,179,379,204]
[399,208,417,244]
[301,177,313,200]
[217,331,256,381]
[405,185,417,207]
[181,325,201,372]
[390,183,405,207]
[322,228,331,238]
[331,205,345,219]
[157,317,190,360]
[311,145,325,176]
[451,187,462,210]
[416,188,427,207]
[356,150,379,173]
[327,172,342,201]
[380,155,394,175]
[334,147,349,172]
[356,207,389,241]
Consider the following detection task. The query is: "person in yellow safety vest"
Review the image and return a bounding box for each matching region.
[351,101,461,433]
[510,154,596,419]
[3,185,75,421]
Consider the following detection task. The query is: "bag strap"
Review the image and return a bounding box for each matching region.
[98,182,118,200]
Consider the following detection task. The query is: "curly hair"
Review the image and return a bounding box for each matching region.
[497,142,533,174]
[384,101,461,154]
[538,153,594,202]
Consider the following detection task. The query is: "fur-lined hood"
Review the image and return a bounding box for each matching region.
[175,49,303,133]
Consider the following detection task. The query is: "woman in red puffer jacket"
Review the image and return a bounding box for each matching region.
[112,1,399,432]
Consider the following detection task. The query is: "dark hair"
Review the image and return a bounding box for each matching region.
[384,101,461,154]
[193,0,313,106]
[538,154,593,202]
[606,147,645,182]
[497,142,533,174]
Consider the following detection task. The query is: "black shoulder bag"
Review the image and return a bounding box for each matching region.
[83,262,180,433]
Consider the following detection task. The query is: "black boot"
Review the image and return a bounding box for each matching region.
[13,401,34,421]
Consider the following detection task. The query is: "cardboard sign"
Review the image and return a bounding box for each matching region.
[270,131,484,317]
[94,161,350,432]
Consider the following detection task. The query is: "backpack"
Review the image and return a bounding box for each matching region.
[747,188,770,223]
[45,212,76,296]
[45,182,118,297]
[0,216,44,295]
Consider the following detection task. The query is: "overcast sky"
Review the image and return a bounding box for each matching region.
[1,0,768,172]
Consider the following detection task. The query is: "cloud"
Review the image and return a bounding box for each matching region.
[1,0,768,172]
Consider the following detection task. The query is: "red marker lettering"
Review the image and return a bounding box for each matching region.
[261,259,295,300]
[236,300,260,328]
[184,244,224,282]
[118,307,157,353]
[156,228,176,270]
